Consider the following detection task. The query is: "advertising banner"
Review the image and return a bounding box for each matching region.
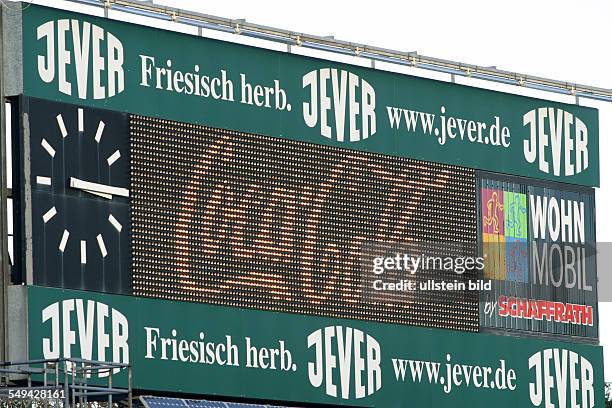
[16,4,600,186]
[478,174,598,338]
[26,286,604,407]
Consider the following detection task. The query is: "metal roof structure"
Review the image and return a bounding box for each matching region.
[55,0,612,103]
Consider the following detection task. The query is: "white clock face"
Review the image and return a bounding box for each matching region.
[28,98,131,293]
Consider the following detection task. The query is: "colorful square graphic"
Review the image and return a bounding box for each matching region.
[504,191,527,239]
[483,232,506,280]
[505,237,528,283]
[481,189,504,235]
[481,188,528,283]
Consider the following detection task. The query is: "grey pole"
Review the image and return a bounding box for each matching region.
[0,0,10,367]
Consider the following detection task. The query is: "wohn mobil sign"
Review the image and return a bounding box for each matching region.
[18,4,599,186]
[24,287,604,407]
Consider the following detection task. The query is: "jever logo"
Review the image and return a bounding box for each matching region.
[307,326,382,400]
[42,299,129,377]
[37,20,125,100]
[523,108,588,177]
[528,349,594,408]
[303,69,376,142]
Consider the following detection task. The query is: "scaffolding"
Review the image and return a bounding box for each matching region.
[0,358,132,407]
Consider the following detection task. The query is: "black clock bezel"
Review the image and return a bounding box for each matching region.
[14,96,131,294]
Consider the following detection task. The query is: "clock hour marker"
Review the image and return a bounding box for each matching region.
[42,206,57,223]
[108,214,122,232]
[41,139,56,157]
[36,176,51,185]
[59,229,69,252]
[80,240,87,264]
[78,108,84,132]
[94,121,105,143]
[97,234,108,258]
[107,150,121,166]
[56,114,68,138]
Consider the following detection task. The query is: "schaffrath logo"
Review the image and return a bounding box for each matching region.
[42,299,129,377]
[37,19,125,99]
[303,69,376,142]
[307,326,382,399]
[523,108,588,177]
[529,349,594,407]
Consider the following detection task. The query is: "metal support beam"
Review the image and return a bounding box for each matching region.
[0,1,9,366]
[59,0,612,103]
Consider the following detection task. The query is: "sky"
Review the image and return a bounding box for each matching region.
[24,0,612,381]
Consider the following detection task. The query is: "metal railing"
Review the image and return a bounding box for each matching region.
[0,358,132,407]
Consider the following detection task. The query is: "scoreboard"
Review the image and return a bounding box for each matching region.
[9,3,601,343]
[1,4,605,407]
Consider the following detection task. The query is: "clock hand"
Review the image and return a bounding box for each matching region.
[79,189,113,200]
[68,177,113,199]
[69,177,130,200]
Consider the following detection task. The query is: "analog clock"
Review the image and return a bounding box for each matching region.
[26,97,131,294]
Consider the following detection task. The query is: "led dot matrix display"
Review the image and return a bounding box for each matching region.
[130,115,479,331]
